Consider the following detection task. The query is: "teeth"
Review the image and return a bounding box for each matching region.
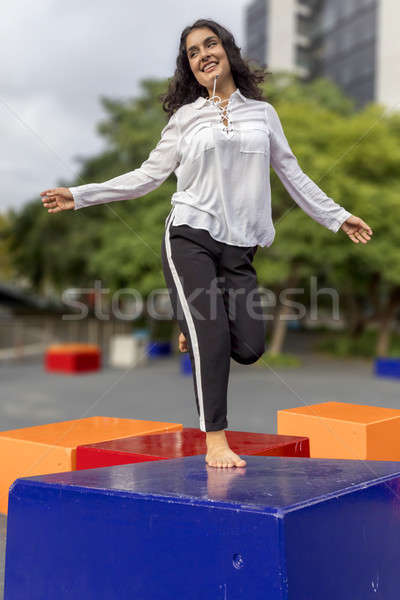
[204,62,217,72]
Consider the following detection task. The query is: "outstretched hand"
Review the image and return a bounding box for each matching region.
[40,187,75,213]
[340,215,372,244]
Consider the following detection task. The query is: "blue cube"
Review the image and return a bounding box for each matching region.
[147,341,171,358]
[375,357,400,379]
[5,456,400,599]
[180,352,192,375]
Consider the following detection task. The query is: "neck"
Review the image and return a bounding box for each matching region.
[207,75,237,102]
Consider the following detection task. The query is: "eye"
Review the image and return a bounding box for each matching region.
[189,40,218,59]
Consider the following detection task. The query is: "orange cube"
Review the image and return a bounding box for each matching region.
[0,416,182,514]
[277,402,400,461]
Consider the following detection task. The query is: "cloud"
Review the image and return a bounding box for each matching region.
[0,0,249,213]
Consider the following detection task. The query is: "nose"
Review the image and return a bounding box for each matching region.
[200,51,211,68]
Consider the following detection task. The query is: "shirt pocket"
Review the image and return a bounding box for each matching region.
[184,123,216,161]
[239,125,269,154]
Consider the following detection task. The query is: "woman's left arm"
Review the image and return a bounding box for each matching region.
[266,103,372,244]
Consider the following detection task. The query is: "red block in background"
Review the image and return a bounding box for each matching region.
[45,344,101,374]
[76,428,310,469]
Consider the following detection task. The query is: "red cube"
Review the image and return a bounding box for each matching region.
[45,344,101,374]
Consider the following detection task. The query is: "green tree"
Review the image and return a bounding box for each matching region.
[7,73,400,357]
[256,74,400,356]
[0,213,16,281]
[7,79,176,305]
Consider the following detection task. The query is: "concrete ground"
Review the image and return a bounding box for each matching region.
[1,349,400,597]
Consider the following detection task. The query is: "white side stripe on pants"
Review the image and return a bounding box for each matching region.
[164,207,206,432]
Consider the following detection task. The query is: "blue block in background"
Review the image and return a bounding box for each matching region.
[5,456,400,599]
[375,357,400,379]
[180,351,192,375]
[146,341,171,358]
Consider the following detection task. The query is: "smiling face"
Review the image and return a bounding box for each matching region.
[185,27,231,93]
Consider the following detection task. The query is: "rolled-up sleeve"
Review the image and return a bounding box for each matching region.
[266,103,351,232]
[69,111,180,210]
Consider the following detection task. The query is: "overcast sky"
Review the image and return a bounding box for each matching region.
[0,0,251,214]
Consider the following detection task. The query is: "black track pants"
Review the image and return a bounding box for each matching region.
[161,207,266,432]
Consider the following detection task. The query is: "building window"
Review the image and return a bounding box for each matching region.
[297,14,312,37]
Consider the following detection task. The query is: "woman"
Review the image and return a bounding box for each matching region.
[40,19,372,469]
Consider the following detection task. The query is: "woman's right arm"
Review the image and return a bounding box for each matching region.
[41,111,180,212]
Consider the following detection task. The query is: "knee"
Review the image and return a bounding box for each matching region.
[231,341,265,365]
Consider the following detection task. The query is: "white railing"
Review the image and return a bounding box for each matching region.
[0,315,133,362]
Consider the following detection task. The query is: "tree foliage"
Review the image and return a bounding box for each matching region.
[256,73,400,354]
[4,73,400,354]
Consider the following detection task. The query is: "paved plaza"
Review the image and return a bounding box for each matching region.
[1,350,399,596]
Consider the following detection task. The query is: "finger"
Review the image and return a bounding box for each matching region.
[354,231,366,244]
[348,233,359,243]
[359,230,372,242]
[360,220,373,235]
[362,226,373,237]
[357,226,372,238]
[360,221,372,234]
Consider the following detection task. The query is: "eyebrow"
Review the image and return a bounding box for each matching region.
[187,36,218,55]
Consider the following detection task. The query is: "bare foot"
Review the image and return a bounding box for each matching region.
[206,446,247,468]
[205,430,247,468]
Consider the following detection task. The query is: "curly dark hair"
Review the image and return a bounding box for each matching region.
[160,18,270,119]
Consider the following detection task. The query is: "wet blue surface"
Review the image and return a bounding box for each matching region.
[21,454,400,513]
[5,455,400,599]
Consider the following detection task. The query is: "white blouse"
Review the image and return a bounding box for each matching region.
[69,87,351,248]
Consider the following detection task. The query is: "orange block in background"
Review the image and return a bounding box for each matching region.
[47,344,100,353]
[0,416,182,515]
[277,402,400,461]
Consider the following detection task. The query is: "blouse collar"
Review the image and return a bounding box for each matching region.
[193,87,247,109]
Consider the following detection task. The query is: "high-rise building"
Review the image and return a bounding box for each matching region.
[244,0,399,110]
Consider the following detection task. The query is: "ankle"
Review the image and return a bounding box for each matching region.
[205,429,228,447]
